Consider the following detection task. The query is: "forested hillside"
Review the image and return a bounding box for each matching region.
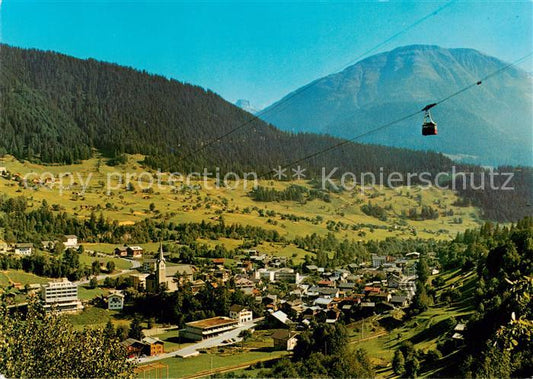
[438,218,533,377]
[0,44,452,176]
[0,44,530,222]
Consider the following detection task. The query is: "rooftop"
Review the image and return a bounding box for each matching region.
[185,316,238,329]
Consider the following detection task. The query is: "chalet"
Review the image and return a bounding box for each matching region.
[63,235,78,249]
[317,287,340,298]
[376,302,395,313]
[141,337,165,356]
[325,309,340,323]
[364,286,381,295]
[304,285,319,297]
[360,301,376,316]
[238,259,254,272]
[338,282,356,292]
[181,317,239,341]
[114,247,128,257]
[391,295,409,308]
[229,304,253,324]
[127,246,143,258]
[121,338,145,358]
[368,292,392,304]
[347,263,359,272]
[272,329,299,351]
[15,243,33,256]
[314,297,333,308]
[190,279,205,294]
[334,269,350,279]
[266,310,292,329]
[107,291,125,310]
[387,274,401,288]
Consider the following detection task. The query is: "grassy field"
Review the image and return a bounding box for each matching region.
[136,349,288,379]
[78,252,132,271]
[66,305,130,329]
[0,154,482,245]
[78,285,105,300]
[0,270,52,286]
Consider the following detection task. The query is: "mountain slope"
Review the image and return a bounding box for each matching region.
[261,45,532,166]
[0,43,453,176]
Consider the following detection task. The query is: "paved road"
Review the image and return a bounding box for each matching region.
[138,319,262,364]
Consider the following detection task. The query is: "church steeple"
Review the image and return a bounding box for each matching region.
[158,242,166,263]
[156,242,166,287]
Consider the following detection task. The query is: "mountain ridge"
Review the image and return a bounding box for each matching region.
[260,45,532,166]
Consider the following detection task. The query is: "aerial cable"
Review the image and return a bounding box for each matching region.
[256,50,533,179]
[177,1,456,161]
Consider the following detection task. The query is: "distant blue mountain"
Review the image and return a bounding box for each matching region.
[261,45,532,166]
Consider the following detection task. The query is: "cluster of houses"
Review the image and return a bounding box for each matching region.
[0,235,79,256]
[1,230,429,356]
[121,248,423,353]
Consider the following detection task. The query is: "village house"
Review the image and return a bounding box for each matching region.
[142,259,157,273]
[114,247,128,257]
[107,291,125,310]
[121,338,145,358]
[14,243,33,256]
[229,304,253,324]
[63,235,78,249]
[141,337,165,356]
[234,277,255,295]
[274,268,301,284]
[266,310,292,329]
[255,268,276,282]
[127,246,143,259]
[0,167,6,175]
[121,337,165,357]
[272,329,299,351]
[130,273,150,290]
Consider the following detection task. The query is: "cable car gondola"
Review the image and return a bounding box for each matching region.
[421,103,438,136]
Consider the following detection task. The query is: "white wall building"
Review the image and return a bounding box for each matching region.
[229,305,253,324]
[107,291,125,310]
[41,278,83,313]
[63,235,78,249]
[15,243,33,256]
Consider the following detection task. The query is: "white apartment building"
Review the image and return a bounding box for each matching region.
[41,278,83,313]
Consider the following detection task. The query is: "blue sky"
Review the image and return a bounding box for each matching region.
[1,1,531,108]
